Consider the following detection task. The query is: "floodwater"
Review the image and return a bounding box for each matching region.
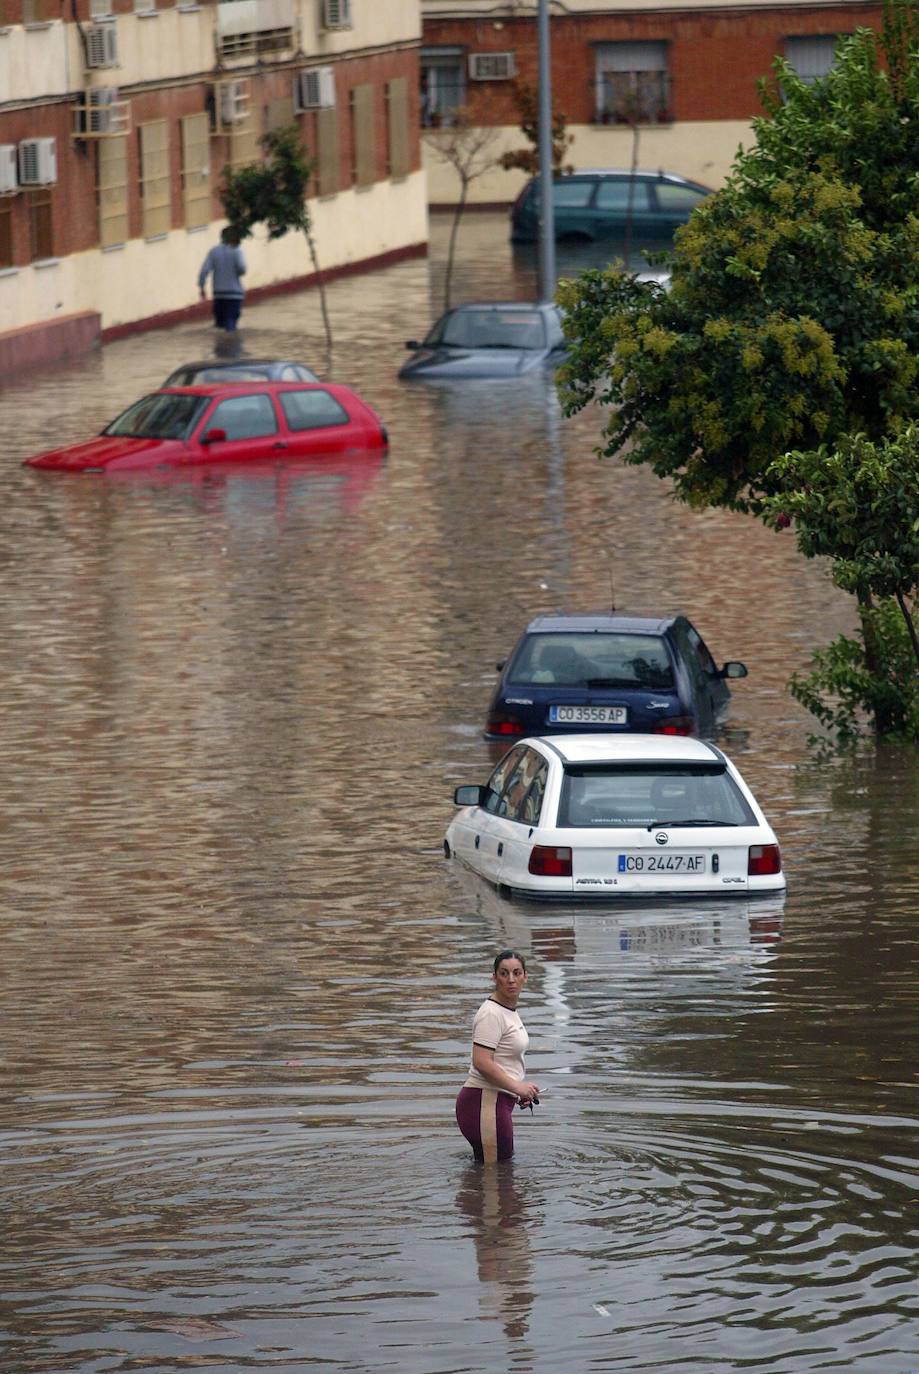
[0,215,917,1374]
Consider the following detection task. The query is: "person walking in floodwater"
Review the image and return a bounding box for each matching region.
[456,950,541,1163]
[197,227,246,331]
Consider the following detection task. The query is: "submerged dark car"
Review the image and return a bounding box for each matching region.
[486,613,748,741]
[510,169,711,244]
[398,302,567,380]
[163,358,319,386]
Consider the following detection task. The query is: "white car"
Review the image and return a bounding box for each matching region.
[445,734,785,901]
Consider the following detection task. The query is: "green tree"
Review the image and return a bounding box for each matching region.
[499,81,574,178]
[557,0,919,738]
[220,124,332,351]
[762,429,919,736]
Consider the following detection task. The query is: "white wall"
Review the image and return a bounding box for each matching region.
[0,170,428,334]
[423,119,756,204]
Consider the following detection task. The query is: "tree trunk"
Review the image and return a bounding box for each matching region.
[304,227,333,354]
[859,594,897,735]
[894,588,919,672]
[444,178,468,312]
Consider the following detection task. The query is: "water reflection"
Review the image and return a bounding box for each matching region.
[455,1162,538,1353]
[1,213,917,1373]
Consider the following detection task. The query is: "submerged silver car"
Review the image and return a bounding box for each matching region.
[399,302,567,380]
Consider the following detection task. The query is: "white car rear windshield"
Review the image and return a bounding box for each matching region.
[557,765,755,828]
[509,633,675,690]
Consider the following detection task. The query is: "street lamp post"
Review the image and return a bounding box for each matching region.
[537,0,556,303]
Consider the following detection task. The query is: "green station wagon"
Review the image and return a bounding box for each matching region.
[510,168,711,244]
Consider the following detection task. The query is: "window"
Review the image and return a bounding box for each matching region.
[279,389,349,431]
[784,35,841,85]
[595,179,652,213]
[0,201,13,268]
[386,76,410,179]
[483,745,527,814]
[22,0,54,20]
[97,137,128,247]
[558,765,756,829]
[595,41,670,124]
[29,187,53,259]
[139,119,170,237]
[655,182,707,213]
[489,748,550,825]
[207,394,278,440]
[509,633,675,690]
[181,113,210,229]
[316,106,338,196]
[266,97,294,133]
[420,47,465,127]
[229,116,259,170]
[350,83,375,188]
[106,392,205,439]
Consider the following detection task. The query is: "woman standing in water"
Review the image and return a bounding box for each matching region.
[456,950,541,1163]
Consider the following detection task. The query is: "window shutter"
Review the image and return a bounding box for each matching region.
[98,136,129,246]
[140,119,171,237]
[181,112,210,229]
[387,77,409,180]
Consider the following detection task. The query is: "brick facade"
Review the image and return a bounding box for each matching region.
[424,4,883,125]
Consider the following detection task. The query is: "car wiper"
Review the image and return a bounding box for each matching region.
[648,818,740,829]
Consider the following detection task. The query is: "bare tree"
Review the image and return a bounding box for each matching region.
[424,109,501,310]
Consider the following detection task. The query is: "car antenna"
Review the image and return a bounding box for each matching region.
[609,570,616,614]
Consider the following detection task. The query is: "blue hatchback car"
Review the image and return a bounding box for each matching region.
[485,614,748,741]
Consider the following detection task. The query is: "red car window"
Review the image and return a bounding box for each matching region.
[206,394,279,440]
[279,389,350,432]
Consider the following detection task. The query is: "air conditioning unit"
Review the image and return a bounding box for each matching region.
[469,52,517,81]
[0,145,18,195]
[294,66,336,111]
[213,79,251,131]
[89,0,113,15]
[321,0,351,31]
[18,137,57,186]
[74,88,131,138]
[85,23,119,69]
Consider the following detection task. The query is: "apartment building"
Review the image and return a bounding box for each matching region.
[421,0,883,205]
[0,0,426,369]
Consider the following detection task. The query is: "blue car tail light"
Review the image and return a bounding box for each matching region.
[652,715,695,736]
[487,713,526,737]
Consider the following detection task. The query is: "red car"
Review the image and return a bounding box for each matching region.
[24,381,387,473]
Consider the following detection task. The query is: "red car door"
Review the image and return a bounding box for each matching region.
[275,385,368,457]
[190,392,288,464]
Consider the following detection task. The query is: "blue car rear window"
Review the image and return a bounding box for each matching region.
[508,633,675,690]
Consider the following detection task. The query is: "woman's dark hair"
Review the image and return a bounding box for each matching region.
[494,948,527,973]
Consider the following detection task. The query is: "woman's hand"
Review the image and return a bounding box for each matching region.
[515,1080,541,1107]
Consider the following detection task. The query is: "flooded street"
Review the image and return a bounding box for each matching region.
[1,215,917,1373]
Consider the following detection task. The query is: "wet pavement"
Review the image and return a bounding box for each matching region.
[0,214,917,1373]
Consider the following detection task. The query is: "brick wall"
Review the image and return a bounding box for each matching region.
[425,5,883,125]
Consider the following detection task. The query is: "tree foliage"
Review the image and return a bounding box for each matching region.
[500,81,574,177]
[557,0,919,739]
[220,124,332,349]
[557,1,919,513]
[423,109,501,309]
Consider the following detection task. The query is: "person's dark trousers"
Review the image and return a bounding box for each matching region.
[213,296,242,330]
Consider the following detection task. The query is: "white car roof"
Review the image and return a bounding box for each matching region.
[537,734,723,765]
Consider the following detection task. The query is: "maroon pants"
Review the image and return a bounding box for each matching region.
[456,1086,515,1162]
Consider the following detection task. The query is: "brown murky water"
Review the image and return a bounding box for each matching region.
[1,217,917,1373]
